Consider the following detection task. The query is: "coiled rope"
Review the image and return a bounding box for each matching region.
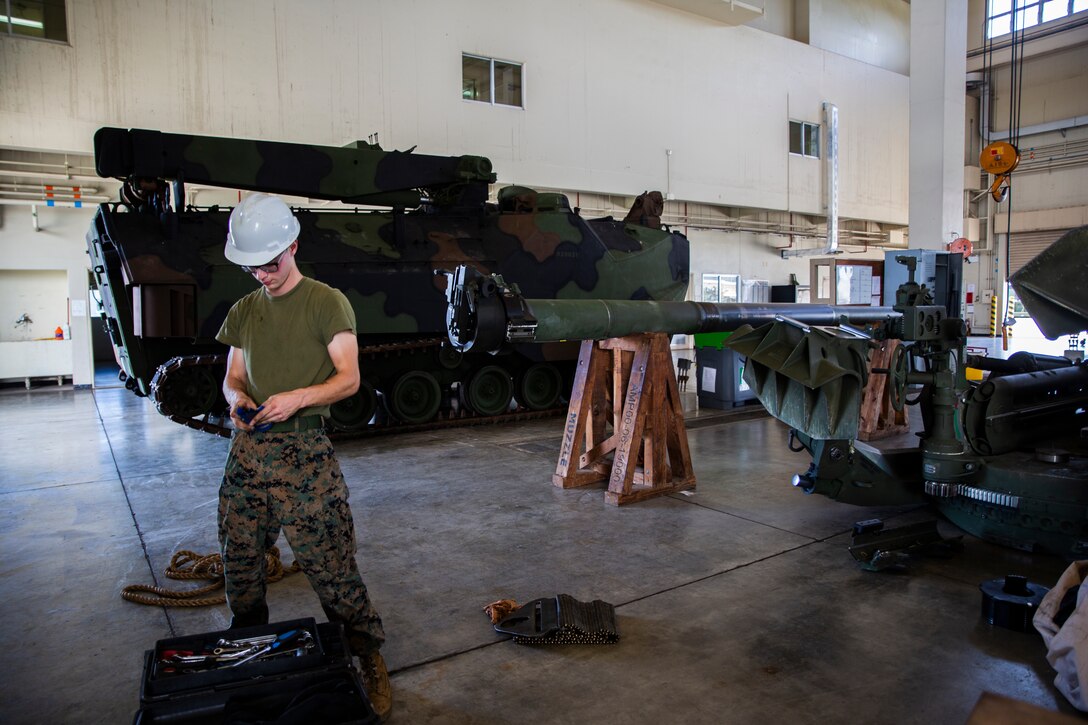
[121,547,301,607]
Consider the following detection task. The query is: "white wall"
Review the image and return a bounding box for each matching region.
[686,227,884,300]
[804,0,911,75]
[987,44,1088,135]
[745,0,796,39]
[0,206,95,385]
[0,0,910,225]
[1001,126,1088,213]
[0,270,68,342]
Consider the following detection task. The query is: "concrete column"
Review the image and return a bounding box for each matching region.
[909,1,968,250]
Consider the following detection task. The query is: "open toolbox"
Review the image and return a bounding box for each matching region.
[134,617,378,724]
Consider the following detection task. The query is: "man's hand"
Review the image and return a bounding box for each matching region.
[229,393,259,432]
[224,348,259,431]
[250,390,306,426]
[248,332,358,424]
[222,333,359,432]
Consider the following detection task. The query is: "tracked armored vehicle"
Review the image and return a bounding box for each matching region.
[87,128,689,436]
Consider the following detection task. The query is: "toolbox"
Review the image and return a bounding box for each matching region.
[133,617,379,724]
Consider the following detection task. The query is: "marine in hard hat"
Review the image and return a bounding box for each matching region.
[216,193,392,720]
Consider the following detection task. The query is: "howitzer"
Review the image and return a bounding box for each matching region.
[443,228,1088,554]
[784,244,1087,556]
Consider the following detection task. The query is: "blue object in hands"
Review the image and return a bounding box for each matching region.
[236,405,273,432]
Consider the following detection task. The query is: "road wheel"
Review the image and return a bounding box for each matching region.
[517,362,563,410]
[388,371,442,424]
[461,365,514,416]
[329,380,378,431]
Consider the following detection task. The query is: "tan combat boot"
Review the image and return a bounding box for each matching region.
[361,651,392,722]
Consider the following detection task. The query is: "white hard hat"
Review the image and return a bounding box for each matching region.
[224,193,301,266]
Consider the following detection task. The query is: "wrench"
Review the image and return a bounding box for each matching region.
[228,629,310,668]
[215,634,278,649]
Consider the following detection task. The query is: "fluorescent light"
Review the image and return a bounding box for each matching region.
[1,14,45,29]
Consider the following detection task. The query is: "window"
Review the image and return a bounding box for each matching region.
[789,121,820,159]
[741,279,770,303]
[462,53,523,108]
[701,274,739,303]
[834,264,874,306]
[986,0,1088,39]
[1,0,67,41]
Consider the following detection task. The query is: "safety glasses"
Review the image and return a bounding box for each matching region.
[240,249,288,275]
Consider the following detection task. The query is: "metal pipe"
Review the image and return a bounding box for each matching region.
[0,198,101,207]
[0,169,106,182]
[551,186,901,249]
[0,192,109,202]
[984,115,1088,142]
[0,158,95,171]
[0,158,81,167]
[781,102,839,259]
[0,187,103,199]
[0,183,100,193]
[825,101,839,254]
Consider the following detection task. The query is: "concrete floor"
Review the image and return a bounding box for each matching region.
[0,368,1081,724]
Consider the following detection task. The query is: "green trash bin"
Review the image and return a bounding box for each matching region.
[694,332,755,409]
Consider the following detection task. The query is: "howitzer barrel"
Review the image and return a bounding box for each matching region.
[527,300,898,341]
[444,265,898,352]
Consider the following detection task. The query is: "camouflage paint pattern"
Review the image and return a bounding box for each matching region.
[94,127,495,207]
[219,429,385,654]
[87,127,690,427]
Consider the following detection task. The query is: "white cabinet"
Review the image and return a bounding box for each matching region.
[0,340,73,387]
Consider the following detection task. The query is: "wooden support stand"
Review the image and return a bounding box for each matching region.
[857,339,910,441]
[552,333,696,505]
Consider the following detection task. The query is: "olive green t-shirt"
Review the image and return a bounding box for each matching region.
[216,277,356,418]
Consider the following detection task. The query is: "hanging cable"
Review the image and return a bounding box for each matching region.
[1001,1,1029,349]
[982,8,993,148]
[978,2,1027,343]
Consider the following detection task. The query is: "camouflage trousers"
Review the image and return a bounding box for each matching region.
[218,429,385,655]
